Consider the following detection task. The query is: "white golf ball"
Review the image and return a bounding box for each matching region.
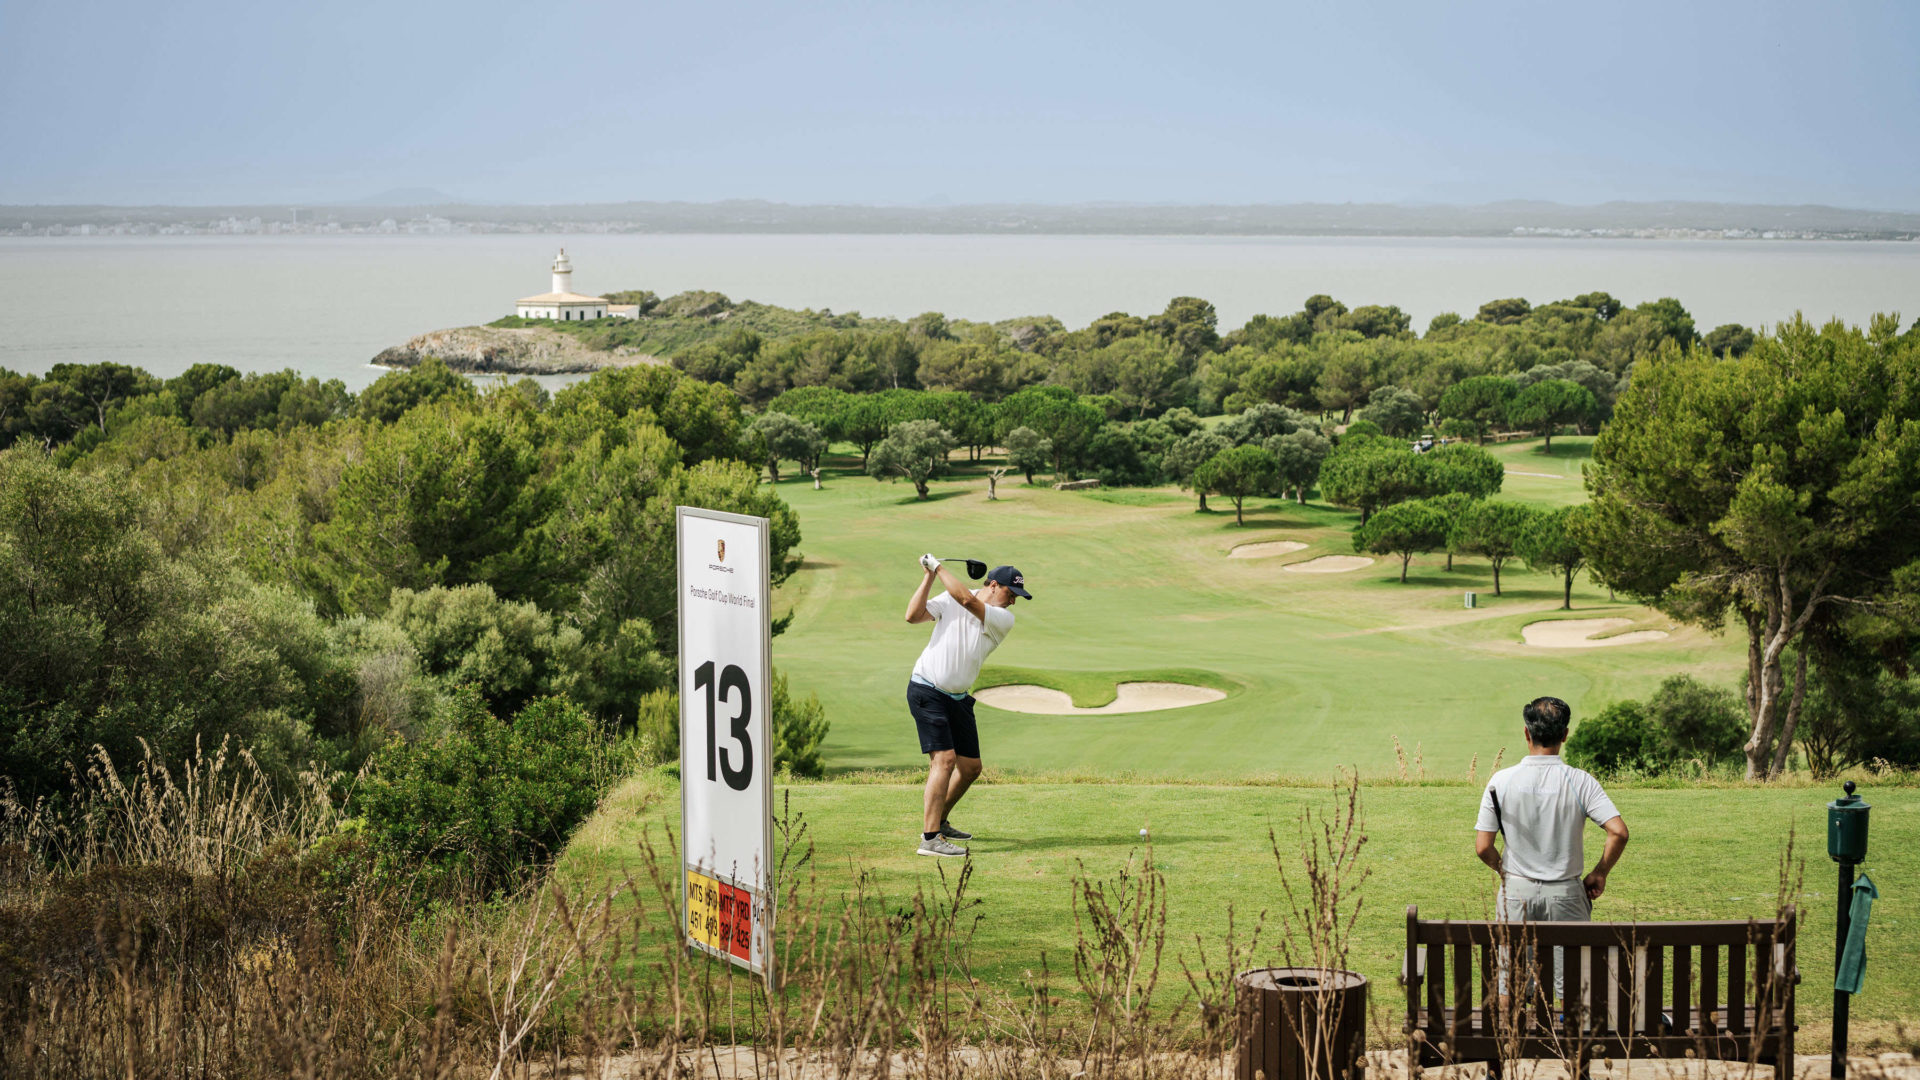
[1139,828,1149,837]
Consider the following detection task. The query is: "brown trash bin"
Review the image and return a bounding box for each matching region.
[1236,967,1368,1080]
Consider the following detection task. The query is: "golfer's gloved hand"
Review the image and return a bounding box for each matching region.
[920,553,941,574]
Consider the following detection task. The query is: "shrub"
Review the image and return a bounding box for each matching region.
[1564,700,1658,774]
[354,689,604,896]
[633,687,678,764]
[1645,674,1747,764]
[655,290,733,318]
[771,670,830,779]
[1566,676,1747,776]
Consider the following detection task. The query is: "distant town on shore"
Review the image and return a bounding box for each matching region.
[6,198,1920,240]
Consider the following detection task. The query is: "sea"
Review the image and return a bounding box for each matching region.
[3,233,1918,391]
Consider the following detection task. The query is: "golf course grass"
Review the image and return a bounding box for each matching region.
[555,432,1917,1054]
[563,771,1918,1050]
[772,435,1738,779]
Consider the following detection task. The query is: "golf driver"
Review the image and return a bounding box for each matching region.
[939,557,989,580]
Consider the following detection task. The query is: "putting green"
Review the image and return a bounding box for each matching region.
[770,437,1742,779]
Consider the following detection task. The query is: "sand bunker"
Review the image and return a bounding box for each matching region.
[1227,540,1309,559]
[974,682,1227,715]
[1522,618,1671,648]
[1282,555,1374,573]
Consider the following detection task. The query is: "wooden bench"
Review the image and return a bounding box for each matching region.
[1401,905,1798,1075]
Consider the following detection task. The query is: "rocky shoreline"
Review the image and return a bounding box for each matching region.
[371,325,661,375]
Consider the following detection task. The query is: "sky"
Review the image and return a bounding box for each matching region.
[3,0,1917,209]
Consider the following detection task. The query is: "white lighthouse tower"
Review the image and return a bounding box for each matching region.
[514,248,609,321]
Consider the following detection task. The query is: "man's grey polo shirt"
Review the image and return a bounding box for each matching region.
[1475,755,1620,883]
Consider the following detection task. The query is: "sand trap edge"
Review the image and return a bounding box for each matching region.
[1228,540,1310,560]
[1282,555,1374,573]
[1522,618,1672,649]
[973,681,1228,716]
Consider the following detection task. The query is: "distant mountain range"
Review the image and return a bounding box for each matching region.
[7,199,1919,239]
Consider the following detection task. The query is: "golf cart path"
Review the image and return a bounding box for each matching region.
[975,681,1227,715]
[1522,617,1671,648]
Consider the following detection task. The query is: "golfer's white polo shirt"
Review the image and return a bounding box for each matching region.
[912,591,1014,695]
[1475,755,1620,883]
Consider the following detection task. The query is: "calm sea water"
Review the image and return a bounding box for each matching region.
[3,234,1917,391]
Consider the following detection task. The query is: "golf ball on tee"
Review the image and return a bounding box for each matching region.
[1139,828,1149,837]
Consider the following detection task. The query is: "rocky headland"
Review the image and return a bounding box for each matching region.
[371,325,661,375]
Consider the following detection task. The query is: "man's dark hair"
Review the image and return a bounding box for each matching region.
[1523,696,1572,746]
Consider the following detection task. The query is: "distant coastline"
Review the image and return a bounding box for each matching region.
[8,198,1920,241]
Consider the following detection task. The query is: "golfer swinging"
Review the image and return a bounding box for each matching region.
[904,553,1031,857]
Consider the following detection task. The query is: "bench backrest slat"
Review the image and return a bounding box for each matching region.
[1403,906,1797,1041]
[1426,940,1445,1037]
[1453,941,1474,1034]
[1701,944,1720,1035]
[1728,940,1747,1034]
[1645,941,1663,1033]
[1612,945,1631,1034]
[1674,943,1693,1034]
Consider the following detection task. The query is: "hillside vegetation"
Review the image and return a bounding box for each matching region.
[2,290,1917,1074]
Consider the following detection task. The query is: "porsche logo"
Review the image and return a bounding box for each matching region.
[717,539,727,562]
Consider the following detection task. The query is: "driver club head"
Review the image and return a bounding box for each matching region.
[942,557,988,580]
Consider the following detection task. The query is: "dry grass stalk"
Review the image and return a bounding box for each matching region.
[0,745,1401,1080]
[1268,769,1372,1080]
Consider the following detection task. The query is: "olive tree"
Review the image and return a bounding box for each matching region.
[1356,385,1427,438]
[1263,429,1330,503]
[750,411,826,484]
[1162,429,1229,511]
[866,419,955,500]
[1003,425,1053,484]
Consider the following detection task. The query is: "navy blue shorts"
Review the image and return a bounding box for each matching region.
[907,681,980,758]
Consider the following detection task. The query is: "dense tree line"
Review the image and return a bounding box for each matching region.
[0,359,828,894]
[635,289,1797,431]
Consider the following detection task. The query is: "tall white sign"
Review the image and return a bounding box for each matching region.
[676,506,774,986]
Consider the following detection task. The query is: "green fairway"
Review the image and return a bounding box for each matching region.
[568,773,1918,1049]
[1483,435,1594,508]
[772,437,1741,778]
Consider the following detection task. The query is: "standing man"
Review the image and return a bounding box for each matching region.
[904,553,1031,857]
[1474,696,1629,1000]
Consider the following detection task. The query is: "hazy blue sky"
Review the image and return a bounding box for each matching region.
[3,0,1916,208]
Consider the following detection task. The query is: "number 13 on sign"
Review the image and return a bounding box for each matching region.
[676,507,774,988]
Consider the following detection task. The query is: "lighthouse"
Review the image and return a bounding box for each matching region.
[513,248,610,321]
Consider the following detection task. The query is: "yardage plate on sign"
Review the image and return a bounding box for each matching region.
[676,506,773,986]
